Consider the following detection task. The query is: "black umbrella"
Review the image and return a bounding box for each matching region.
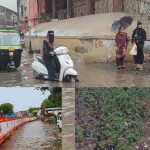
[112,16,133,33]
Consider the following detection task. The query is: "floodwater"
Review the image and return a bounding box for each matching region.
[0,120,62,150]
[1,50,150,87]
[62,88,75,150]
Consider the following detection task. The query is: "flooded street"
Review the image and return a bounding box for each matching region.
[62,88,75,150]
[0,50,76,87]
[0,120,62,150]
[76,61,150,87]
[1,49,150,87]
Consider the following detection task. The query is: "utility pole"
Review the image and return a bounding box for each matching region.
[13,16,14,28]
[28,2,33,54]
[4,7,7,27]
[28,21,33,54]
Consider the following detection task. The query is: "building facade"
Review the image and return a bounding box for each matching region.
[21,0,150,30]
[17,0,28,31]
[0,5,17,27]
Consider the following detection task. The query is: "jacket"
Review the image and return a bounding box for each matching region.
[132,28,146,45]
[43,40,54,59]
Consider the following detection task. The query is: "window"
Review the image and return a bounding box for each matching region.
[0,33,21,46]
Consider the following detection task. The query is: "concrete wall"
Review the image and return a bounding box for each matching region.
[25,36,150,63]
[24,12,150,63]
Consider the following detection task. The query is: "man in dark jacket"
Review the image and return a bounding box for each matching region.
[132,21,146,70]
[43,31,60,81]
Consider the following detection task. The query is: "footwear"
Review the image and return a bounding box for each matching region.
[138,67,144,71]
[138,65,144,71]
[51,78,59,82]
[51,73,59,81]
[117,66,122,69]
[133,64,140,70]
[139,68,143,71]
[121,65,126,69]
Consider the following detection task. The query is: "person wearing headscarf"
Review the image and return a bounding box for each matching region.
[132,21,146,70]
[115,26,129,69]
[43,31,60,81]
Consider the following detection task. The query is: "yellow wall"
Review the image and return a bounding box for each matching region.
[25,36,150,63]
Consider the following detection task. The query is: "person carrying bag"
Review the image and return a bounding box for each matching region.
[131,21,147,70]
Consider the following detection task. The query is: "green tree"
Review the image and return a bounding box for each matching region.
[31,110,39,116]
[41,88,62,108]
[0,103,14,114]
[28,107,39,116]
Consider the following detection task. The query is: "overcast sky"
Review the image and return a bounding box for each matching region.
[0,0,17,12]
[0,87,50,112]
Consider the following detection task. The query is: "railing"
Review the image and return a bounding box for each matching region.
[0,116,36,145]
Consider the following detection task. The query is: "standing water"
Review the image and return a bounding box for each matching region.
[0,120,62,150]
[1,50,150,87]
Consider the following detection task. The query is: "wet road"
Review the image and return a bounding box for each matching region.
[62,88,75,150]
[1,50,150,87]
[76,62,150,87]
[0,120,62,150]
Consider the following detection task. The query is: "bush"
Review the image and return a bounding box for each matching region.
[75,88,150,149]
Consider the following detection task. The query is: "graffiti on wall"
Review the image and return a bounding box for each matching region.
[95,40,104,48]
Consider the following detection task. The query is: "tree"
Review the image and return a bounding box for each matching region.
[31,110,39,116]
[28,107,39,116]
[0,103,14,114]
[41,88,62,108]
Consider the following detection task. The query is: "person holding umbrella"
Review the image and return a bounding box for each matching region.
[115,26,129,69]
[132,21,147,70]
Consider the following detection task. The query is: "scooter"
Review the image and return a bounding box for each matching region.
[32,46,79,82]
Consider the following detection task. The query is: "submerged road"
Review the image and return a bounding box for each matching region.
[0,50,150,87]
[0,120,61,150]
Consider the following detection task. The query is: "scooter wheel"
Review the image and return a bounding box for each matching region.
[69,76,75,82]
[65,75,75,82]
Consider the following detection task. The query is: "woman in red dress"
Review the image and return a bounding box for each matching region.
[115,26,129,69]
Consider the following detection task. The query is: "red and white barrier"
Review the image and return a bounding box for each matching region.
[0,116,36,145]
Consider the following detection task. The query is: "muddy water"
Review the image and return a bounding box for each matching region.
[1,49,150,87]
[62,88,75,150]
[0,120,62,150]
[0,50,76,87]
[76,62,150,87]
